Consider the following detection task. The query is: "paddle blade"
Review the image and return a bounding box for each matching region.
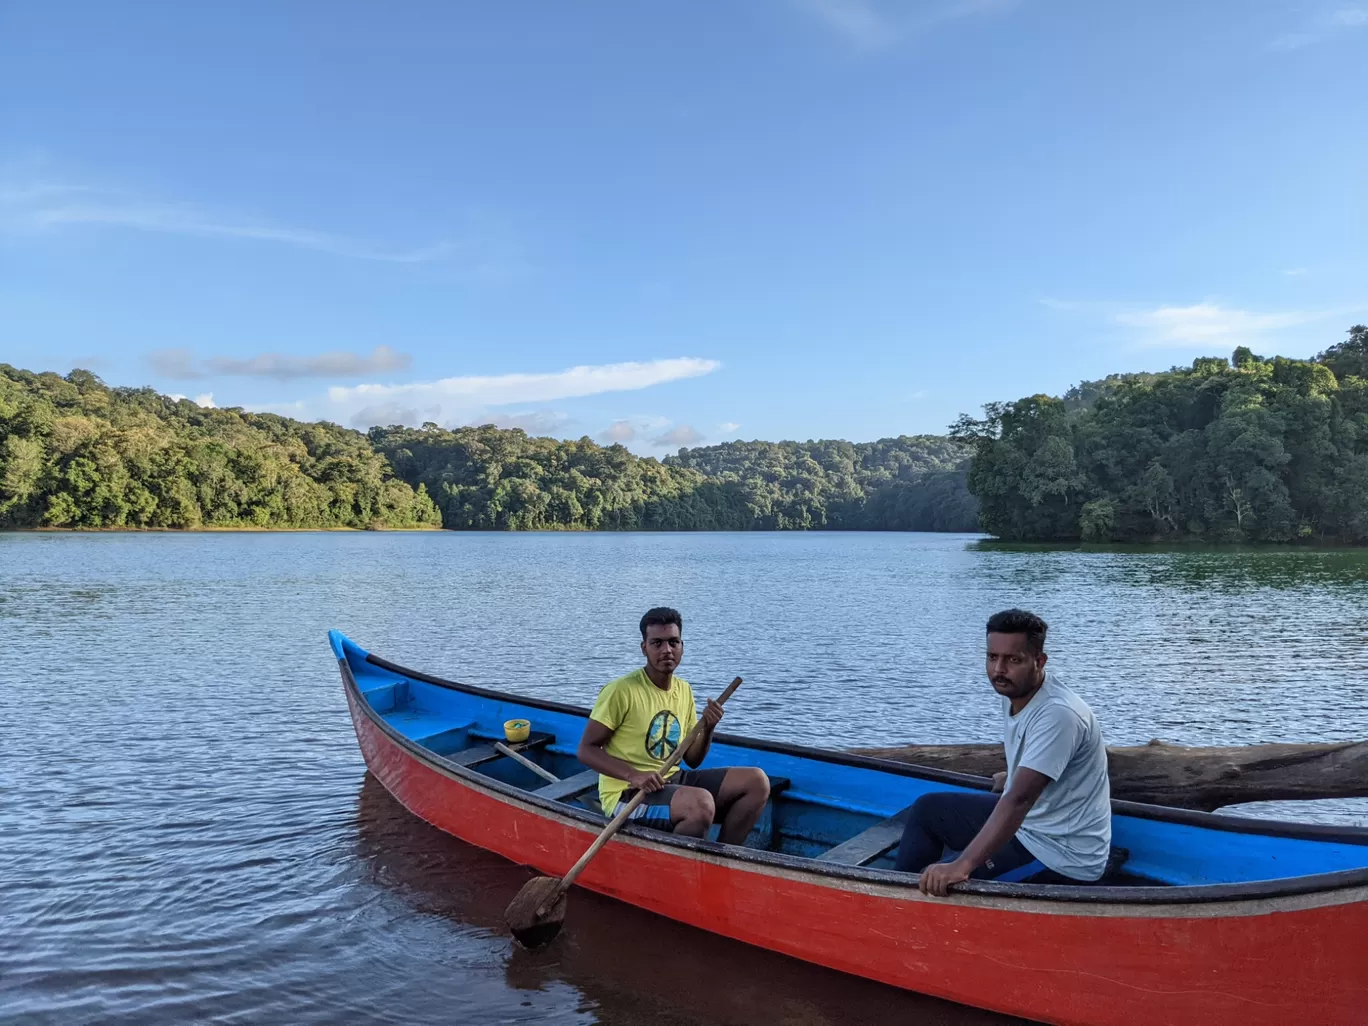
[505,875,568,949]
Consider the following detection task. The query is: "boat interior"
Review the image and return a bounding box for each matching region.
[334,631,1368,892]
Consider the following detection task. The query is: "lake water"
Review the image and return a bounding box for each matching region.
[3,531,1367,1024]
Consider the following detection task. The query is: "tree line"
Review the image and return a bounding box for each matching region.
[0,363,977,532]
[11,326,1367,542]
[951,325,1368,543]
[369,427,977,531]
[0,365,442,529]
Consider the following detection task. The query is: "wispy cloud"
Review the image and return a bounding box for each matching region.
[2,181,455,263]
[347,403,441,429]
[797,0,891,47]
[167,392,217,408]
[599,420,638,443]
[317,358,719,430]
[794,0,1017,49]
[211,346,410,380]
[1271,5,1368,49]
[651,424,704,448]
[1038,297,1084,312]
[1283,267,1309,277]
[717,422,742,433]
[148,345,411,381]
[147,349,202,380]
[331,358,719,408]
[466,410,570,435]
[1115,303,1333,347]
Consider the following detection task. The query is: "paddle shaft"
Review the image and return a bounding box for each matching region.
[494,742,561,784]
[544,676,743,906]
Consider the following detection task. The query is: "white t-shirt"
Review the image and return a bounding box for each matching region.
[1002,673,1111,881]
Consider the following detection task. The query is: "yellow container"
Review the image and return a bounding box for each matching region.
[503,718,531,743]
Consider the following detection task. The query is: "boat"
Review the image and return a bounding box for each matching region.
[330,630,1368,1026]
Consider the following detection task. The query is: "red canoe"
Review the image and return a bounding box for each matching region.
[331,631,1368,1025]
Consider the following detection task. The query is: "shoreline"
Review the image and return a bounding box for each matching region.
[3,527,1367,550]
[1,525,444,534]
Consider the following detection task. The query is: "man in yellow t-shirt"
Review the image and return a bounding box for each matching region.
[575,607,771,844]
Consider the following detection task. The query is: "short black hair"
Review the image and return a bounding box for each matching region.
[640,606,683,638]
[986,608,1048,654]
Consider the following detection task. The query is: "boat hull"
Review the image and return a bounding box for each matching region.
[346,684,1368,1026]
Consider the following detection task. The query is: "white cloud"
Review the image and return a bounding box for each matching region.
[1283,268,1309,276]
[794,0,1016,49]
[310,359,719,430]
[1272,32,1318,49]
[465,409,570,435]
[599,420,638,443]
[150,345,412,381]
[1115,303,1330,347]
[652,424,704,448]
[331,358,719,409]
[249,400,310,417]
[796,0,891,47]
[1,181,455,263]
[167,392,216,408]
[348,403,436,429]
[148,348,203,380]
[717,422,742,433]
[1271,6,1368,48]
[210,345,411,380]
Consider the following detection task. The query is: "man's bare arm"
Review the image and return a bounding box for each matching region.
[919,768,1051,896]
[576,719,666,792]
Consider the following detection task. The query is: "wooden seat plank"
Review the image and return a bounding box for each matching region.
[533,769,600,802]
[448,743,501,767]
[815,805,913,866]
[449,733,552,768]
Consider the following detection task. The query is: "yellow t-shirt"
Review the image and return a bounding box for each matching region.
[589,668,698,814]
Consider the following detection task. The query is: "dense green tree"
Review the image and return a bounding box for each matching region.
[952,326,1368,543]
[367,427,979,532]
[0,365,441,529]
[0,364,976,533]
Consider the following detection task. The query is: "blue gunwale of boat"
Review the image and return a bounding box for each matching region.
[333,631,1368,906]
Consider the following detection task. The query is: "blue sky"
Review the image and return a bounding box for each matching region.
[2,1,1365,453]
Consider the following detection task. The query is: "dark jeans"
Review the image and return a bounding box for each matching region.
[893,791,1038,877]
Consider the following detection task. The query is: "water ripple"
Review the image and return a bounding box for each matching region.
[3,531,1365,1023]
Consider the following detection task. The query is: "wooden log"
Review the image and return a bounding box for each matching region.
[849,738,1368,812]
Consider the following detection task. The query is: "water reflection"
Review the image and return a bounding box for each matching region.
[5,531,1365,1023]
[970,541,1368,591]
[352,774,1026,1026]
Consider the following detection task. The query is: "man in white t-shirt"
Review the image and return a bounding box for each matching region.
[894,609,1112,895]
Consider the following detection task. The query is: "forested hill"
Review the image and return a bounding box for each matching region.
[368,428,978,531]
[0,365,441,529]
[0,363,978,532]
[17,322,1368,543]
[662,437,976,531]
[952,326,1368,544]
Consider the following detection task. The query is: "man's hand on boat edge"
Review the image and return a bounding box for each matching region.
[919,859,973,897]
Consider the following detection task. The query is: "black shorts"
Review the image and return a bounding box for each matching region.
[620,767,731,829]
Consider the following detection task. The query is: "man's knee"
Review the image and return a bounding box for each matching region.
[913,789,977,822]
[734,767,770,802]
[908,791,948,827]
[914,790,957,813]
[672,786,715,828]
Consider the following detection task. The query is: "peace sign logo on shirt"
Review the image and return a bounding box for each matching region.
[645,710,682,760]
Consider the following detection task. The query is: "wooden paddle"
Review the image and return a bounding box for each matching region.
[505,675,743,948]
